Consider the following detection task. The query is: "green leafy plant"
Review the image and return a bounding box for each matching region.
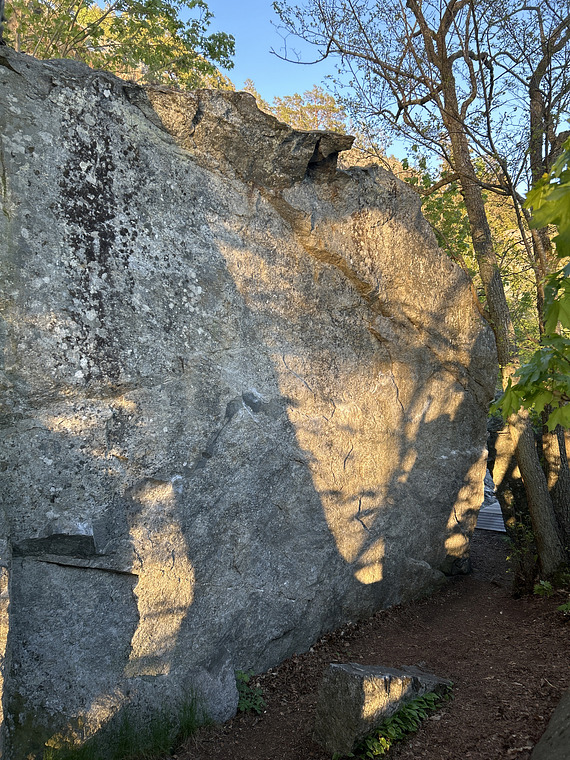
[534,579,554,597]
[235,670,266,715]
[550,569,570,615]
[554,568,570,586]
[334,688,451,759]
[494,135,570,431]
[533,571,570,615]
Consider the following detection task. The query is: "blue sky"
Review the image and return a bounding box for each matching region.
[205,0,336,101]
[201,1,407,159]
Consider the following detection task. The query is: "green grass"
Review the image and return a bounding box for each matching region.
[43,697,203,760]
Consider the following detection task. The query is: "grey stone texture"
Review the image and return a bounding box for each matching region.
[531,687,570,760]
[0,47,496,758]
[313,663,452,755]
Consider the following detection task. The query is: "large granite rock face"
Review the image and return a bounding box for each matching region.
[0,48,496,758]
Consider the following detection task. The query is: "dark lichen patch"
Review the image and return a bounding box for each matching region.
[57,119,122,381]
[53,84,162,388]
[104,402,137,456]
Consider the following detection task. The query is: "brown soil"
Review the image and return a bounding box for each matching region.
[179,532,569,760]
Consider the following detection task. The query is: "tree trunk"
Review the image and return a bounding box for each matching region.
[529,72,548,182]
[437,57,566,576]
[528,66,570,546]
[488,422,538,593]
[509,411,567,575]
[543,426,570,559]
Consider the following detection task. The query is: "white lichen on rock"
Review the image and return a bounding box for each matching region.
[0,47,496,759]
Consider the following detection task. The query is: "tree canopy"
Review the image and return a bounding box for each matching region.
[498,136,570,431]
[273,0,570,190]
[3,0,234,87]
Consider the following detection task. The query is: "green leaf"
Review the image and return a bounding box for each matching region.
[558,294,570,330]
[5,0,235,87]
[532,391,555,414]
[546,405,570,432]
[494,140,570,428]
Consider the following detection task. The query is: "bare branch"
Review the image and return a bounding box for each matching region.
[416,172,461,195]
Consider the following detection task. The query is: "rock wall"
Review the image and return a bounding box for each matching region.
[0,48,497,759]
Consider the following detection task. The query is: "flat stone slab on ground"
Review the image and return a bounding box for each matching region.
[313,663,452,756]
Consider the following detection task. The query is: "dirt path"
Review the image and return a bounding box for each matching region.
[180,533,569,760]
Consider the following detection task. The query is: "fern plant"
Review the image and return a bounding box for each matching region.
[334,687,452,759]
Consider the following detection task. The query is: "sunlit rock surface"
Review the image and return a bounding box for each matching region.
[0,48,496,758]
[313,664,452,755]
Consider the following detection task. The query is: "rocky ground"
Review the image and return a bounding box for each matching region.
[179,532,569,760]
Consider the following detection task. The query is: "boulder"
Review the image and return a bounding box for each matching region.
[531,688,570,760]
[0,47,496,758]
[313,663,452,755]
